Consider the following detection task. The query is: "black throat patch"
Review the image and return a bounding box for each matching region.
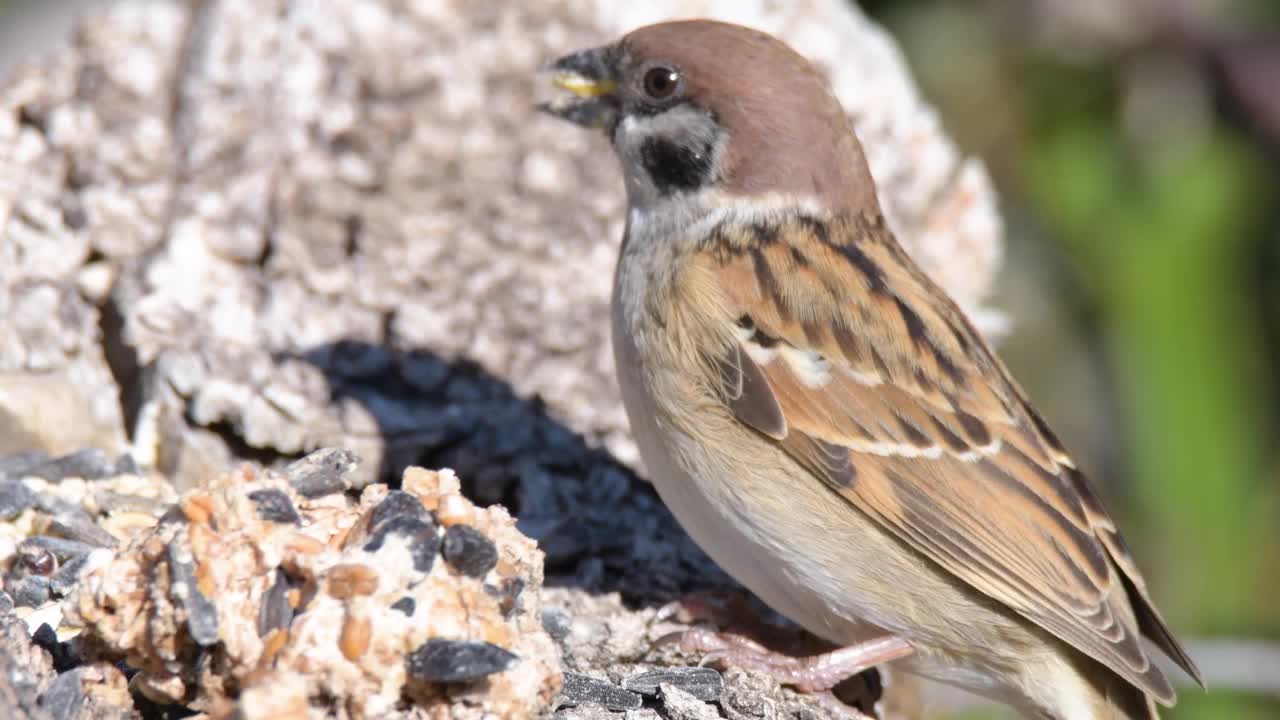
[639,137,714,195]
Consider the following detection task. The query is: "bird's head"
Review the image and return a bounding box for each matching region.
[542,20,880,219]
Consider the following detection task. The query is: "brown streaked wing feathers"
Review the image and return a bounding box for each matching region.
[689,212,1202,704]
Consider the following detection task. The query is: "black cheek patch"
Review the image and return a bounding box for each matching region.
[639,137,713,194]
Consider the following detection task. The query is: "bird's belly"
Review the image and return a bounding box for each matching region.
[613,338,890,643]
[645,427,889,645]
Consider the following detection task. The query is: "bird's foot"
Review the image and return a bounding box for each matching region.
[667,625,912,694]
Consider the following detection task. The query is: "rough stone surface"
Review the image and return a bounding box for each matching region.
[0,612,56,720]
[0,0,1002,489]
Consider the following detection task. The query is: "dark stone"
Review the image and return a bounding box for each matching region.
[49,553,91,597]
[167,543,218,646]
[540,607,572,641]
[442,525,498,578]
[247,489,301,524]
[390,597,415,616]
[0,591,13,615]
[623,667,723,702]
[38,667,85,720]
[0,479,38,520]
[11,576,51,608]
[285,448,358,498]
[558,672,642,711]
[25,449,113,481]
[257,570,293,637]
[405,639,518,682]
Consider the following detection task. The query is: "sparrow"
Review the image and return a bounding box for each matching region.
[542,19,1202,719]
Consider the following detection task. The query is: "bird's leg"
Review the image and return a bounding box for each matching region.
[672,626,913,694]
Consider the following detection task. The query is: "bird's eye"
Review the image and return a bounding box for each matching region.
[642,67,681,100]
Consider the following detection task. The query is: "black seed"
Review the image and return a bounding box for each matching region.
[167,542,218,646]
[559,672,642,710]
[442,525,498,578]
[257,570,293,637]
[623,667,723,702]
[24,448,113,481]
[0,451,49,481]
[365,514,429,551]
[47,512,116,549]
[49,553,90,597]
[112,453,141,476]
[541,607,572,640]
[406,639,518,682]
[369,491,429,530]
[0,479,38,520]
[248,489,301,524]
[20,537,96,562]
[285,448,358,498]
[638,137,713,194]
[11,576,51,607]
[391,597,416,616]
[32,622,77,673]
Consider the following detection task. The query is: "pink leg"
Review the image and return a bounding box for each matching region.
[674,626,913,694]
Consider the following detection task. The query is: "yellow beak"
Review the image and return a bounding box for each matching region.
[552,72,617,98]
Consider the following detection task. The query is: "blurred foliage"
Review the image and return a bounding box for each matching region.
[863,0,1280,718]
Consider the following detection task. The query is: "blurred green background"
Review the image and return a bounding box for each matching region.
[2,0,1276,717]
[859,0,1280,718]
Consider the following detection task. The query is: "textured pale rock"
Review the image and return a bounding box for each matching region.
[0,0,1003,487]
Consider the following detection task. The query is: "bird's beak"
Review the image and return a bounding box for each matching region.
[539,44,621,130]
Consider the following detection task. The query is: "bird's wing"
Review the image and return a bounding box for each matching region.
[686,211,1201,705]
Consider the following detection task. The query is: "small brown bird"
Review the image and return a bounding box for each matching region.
[542,19,1202,719]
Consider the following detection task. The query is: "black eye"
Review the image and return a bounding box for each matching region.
[642,67,680,100]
